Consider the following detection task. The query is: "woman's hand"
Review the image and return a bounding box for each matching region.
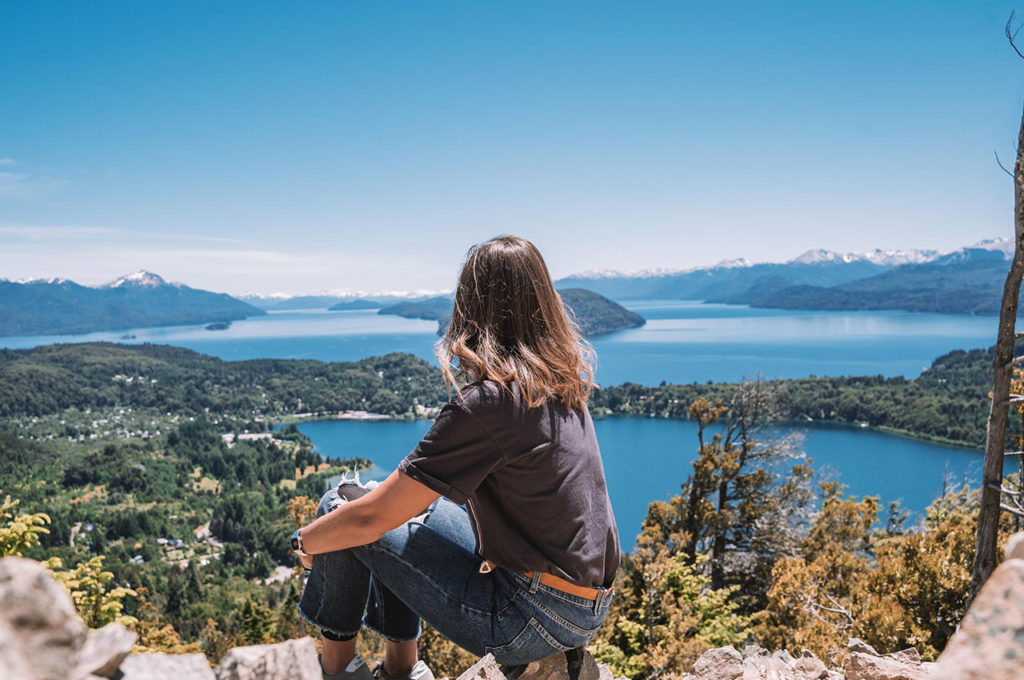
[296,548,313,570]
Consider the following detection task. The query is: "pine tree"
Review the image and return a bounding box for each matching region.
[275,578,301,640]
[238,595,276,645]
[663,382,814,609]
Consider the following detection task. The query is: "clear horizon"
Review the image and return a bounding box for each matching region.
[3,1,1024,295]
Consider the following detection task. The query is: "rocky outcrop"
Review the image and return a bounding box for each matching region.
[678,640,940,680]
[456,655,509,680]
[741,645,832,679]
[843,638,929,680]
[0,556,88,680]
[1005,531,1024,560]
[215,637,321,680]
[690,646,743,680]
[120,653,217,680]
[459,651,615,680]
[681,645,840,680]
[6,529,1024,680]
[78,622,138,678]
[928,533,1024,680]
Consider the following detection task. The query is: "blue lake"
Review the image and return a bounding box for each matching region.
[0,301,998,386]
[3,300,1006,548]
[287,417,1006,548]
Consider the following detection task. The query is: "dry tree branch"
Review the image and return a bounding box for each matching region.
[1008,11,1024,59]
[1000,503,1024,518]
[997,151,1016,179]
[988,482,1024,497]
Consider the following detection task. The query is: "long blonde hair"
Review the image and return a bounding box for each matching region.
[437,235,595,411]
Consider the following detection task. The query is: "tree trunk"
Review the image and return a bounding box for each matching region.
[712,480,728,589]
[968,105,1024,604]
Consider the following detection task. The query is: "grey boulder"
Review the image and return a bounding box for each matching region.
[215,637,321,680]
[0,556,88,680]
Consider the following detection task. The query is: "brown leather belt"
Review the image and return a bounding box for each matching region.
[522,571,604,601]
[479,559,605,601]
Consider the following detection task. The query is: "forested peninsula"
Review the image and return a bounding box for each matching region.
[0,341,995,449]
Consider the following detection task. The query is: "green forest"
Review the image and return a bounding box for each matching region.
[0,340,1013,674]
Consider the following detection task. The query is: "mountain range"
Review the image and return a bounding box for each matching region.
[555,239,1013,314]
[0,271,265,337]
[0,237,1013,338]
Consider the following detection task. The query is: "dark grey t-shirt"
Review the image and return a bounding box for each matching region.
[399,380,620,588]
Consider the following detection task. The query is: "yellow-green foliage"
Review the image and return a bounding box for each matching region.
[2,490,136,629]
[46,555,137,628]
[757,483,979,665]
[0,490,50,557]
[130,587,203,654]
[591,526,751,680]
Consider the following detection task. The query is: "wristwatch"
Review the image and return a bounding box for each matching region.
[291,528,308,555]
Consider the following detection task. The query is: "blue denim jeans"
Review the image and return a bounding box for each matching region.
[298,483,614,666]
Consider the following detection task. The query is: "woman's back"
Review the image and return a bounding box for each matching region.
[401,380,620,588]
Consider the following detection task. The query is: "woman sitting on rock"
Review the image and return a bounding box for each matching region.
[292,235,620,680]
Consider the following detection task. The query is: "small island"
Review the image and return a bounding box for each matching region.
[205,321,232,331]
[327,299,382,311]
[376,288,645,337]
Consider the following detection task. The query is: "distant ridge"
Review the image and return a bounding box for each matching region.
[240,289,451,311]
[556,238,1010,315]
[565,244,945,281]
[0,271,265,337]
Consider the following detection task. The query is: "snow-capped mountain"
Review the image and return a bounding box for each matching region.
[788,248,940,266]
[554,237,1008,306]
[0,271,264,336]
[104,270,177,288]
[967,237,1013,256]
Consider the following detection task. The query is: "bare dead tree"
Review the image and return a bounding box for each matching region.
[968,12,1024,604]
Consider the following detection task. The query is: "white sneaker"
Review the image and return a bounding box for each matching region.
[320,653,374,680]
[374,660,435,680]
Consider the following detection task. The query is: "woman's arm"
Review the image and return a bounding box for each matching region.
[296,470,440,564]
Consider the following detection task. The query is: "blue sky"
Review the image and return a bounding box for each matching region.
[2,1,1024,295]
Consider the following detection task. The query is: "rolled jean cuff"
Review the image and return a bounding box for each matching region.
[298,603,361,641]
[362,618,422,643]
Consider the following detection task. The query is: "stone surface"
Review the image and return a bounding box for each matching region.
[843,652,926,680]
[510,648,604,680]
[741,653,787,679]
[847,638,880,656]
[214,637,320,680]
[929,558,1024,680]
[456,654,506,680]
[884,648,920,667]
[737,645,829,680]
[0,556,89,680]
[690,646,743,680]
[76,622,137,678]
[1006,530,1024,561]
[120,653,217,680]
[792,650,829,679]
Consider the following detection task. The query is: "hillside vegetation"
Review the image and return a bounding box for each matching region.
[0,341,999,451]
[592,345,996,448]
[1,344,1005,675]
[750,258,1006,315]
[0,343,448,420]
